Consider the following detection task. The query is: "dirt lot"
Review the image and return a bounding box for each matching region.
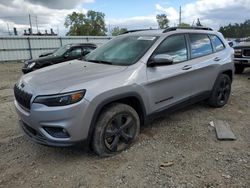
[0,63,249,188]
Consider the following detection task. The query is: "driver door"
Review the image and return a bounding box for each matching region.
[146,34,194,113]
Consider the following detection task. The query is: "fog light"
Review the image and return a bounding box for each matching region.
[43,127,70,138]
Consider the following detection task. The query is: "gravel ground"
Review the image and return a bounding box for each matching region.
[0,63,249,188]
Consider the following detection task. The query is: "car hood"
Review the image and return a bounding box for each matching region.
[234,42,250,48]
[25,55,57,64]
[21,60,128,95]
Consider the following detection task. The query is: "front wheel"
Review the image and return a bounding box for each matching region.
[208,74,231,108]
[92,103,140,157]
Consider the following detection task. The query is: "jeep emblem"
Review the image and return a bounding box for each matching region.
[20,82,25,88]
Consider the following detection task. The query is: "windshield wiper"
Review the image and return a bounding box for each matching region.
[87,59,113,65]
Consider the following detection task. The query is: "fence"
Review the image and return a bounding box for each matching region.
[0,36,112,62]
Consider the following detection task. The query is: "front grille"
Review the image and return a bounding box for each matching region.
[14,84,33,109]
[243,49,250,57]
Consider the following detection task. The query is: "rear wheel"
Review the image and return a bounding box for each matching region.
[208,74,231,108]
[235,64,245,74]
[92,103,140,157]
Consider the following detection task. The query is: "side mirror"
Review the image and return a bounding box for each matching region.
[82,50,90,56]
[228,41,234,47]
[64,53,69,58]
[148,54,173,66]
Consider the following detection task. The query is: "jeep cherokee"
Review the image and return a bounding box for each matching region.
[14,27,234,156]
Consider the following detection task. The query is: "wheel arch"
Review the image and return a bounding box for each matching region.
[221,69,233,81]
[86,92,147,146]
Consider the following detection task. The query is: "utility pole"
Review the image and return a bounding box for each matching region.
[6,22,11,35]
[36,15,38,33]
[57,25,59,36]
[29,14,32,34]
[108,24,111,36]
[179,6,182,26]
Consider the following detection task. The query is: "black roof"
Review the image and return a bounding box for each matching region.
[120,29,157,35]
[68,43,97,47]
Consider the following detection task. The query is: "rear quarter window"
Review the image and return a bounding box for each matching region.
[210,35,225,52]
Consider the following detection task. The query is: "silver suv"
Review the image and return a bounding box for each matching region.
[14,27,234,156]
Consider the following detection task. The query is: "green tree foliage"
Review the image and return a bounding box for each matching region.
[219,20,250,38]
[179,22,191,27]
[156,14,169,29]
[64,10,107,36]
[111,27,128,36]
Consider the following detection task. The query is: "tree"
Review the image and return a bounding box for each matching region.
[111,27,127,36]
[64,10,107,36]
[64,12,85,36]
[179,22,191,27]
[156,14,169,29]
[219,20,250,38]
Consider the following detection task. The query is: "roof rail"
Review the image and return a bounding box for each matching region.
[120,29,157,35]
[163,26,213,33]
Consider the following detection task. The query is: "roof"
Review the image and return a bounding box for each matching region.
[69,43,97,47]
[121,27,218,37]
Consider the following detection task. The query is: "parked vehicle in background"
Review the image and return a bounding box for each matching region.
[233,38,250,74]
[22,43,97,74]
[14,27,234,156]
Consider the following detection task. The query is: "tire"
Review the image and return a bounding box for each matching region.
[92,103,140,157]
[235,64,245,74]
[208,74,231,108]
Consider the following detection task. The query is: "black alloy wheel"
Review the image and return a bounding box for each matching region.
[104,113,136,152]
[92,103,140,156]
[208,74,231,108]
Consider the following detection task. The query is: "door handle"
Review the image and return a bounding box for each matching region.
[214,57,221,61]
[182,65,192,70]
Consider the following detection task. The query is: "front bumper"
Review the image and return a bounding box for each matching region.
[19,120,85,147]
[22,67,32,74]
[234,57,250,66]
[14,98,93,147]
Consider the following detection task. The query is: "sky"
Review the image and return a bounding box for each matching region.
[0,0,249,36]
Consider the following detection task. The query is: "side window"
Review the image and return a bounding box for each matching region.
[153,35,187,63]
[69,48,82,57]
[82,47,95,56]
[210,35,225,52]
[189,34,213,58]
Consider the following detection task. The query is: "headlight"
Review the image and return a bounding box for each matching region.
[28,62,36,68]
[33,90,86,106]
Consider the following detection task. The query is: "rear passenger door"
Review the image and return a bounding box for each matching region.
[186,33,223,96]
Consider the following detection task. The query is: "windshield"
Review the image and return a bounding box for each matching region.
[53,45,70,56]
[85,35,158,65]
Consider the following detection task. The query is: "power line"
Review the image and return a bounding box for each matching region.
[0,15,29,19]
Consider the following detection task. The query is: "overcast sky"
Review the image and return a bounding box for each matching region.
[0,0,249,36]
